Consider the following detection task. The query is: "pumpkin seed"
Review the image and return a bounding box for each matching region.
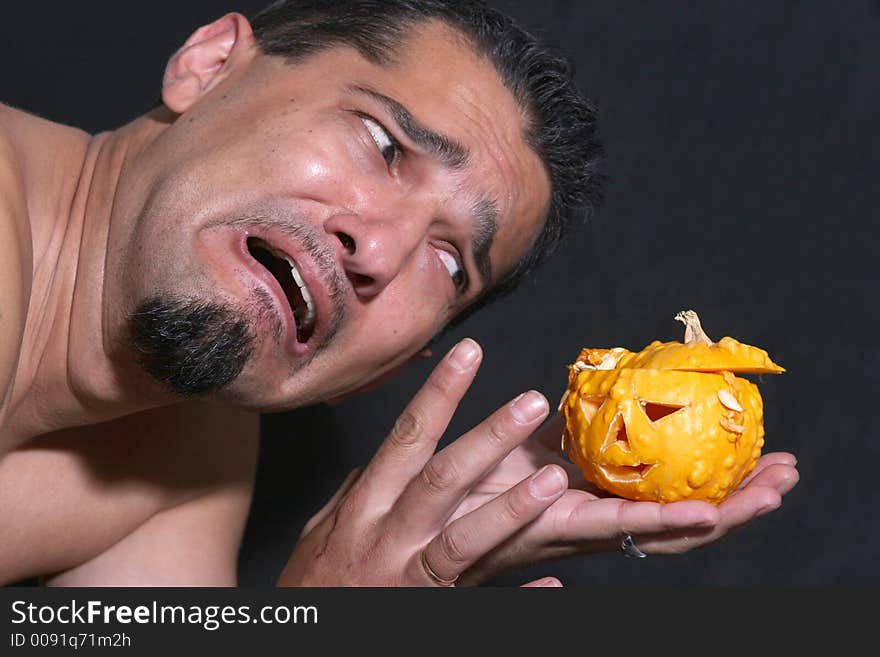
[720,417,746,434]
[717,389,744,412]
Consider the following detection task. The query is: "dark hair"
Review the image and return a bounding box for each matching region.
[129,297,255,396]
[251,0,605,330]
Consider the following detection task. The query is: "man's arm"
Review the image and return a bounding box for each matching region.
[0,111,31,436]
[0,400,259,586]
[45,401,259,586]
[42,470,256,586]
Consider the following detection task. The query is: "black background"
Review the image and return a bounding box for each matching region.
[3,1,877,587]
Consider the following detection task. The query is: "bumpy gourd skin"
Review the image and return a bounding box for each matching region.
[561,313,783,504]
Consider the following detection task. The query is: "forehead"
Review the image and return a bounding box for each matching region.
[240,20,551,278]
[383,22,550,264]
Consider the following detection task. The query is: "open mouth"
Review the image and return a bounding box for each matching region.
[597,463,656,481]
[246,236,316,343]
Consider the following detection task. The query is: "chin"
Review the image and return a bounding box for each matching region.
[204,356,308,412]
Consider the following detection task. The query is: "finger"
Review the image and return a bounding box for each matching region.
[521,577,563,587]
[620,481,779,553]
[740,452,797,487]
[391,390,550,534]
[458,489,720,582]
[461,467,790,577]
[417,465,567,584]
[570,496,719,544]
[636,483,784,554]
[761,451,797,467]
[618,486,777,557]
[300,467,364,537]
[628,457,796,554]
[547,496,715,558]
[611,471,790,554]
[492,494,719,561]
[741,462,800,496]
[358,338,482,505]
[622,459,796,553]
[630,460,798,554]
[718,484,782,526]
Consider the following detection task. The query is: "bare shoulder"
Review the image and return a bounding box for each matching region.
[0,400,261,585]
[0,110,32,430]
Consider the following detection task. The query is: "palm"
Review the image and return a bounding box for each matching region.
[448,414,799,585]
[451,414,600,521]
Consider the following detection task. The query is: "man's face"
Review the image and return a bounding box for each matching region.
[108,21,550,411]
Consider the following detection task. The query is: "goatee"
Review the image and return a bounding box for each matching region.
[127,296,255,396]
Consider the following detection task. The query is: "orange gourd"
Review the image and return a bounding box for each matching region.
[560,311,784,504]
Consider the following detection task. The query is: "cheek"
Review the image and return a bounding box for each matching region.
[399,251,455,320]
[124,220,215,301]
[273,143,341,194]
[344,279,445,356]
[369,286,438,337]
[260,117,371,206]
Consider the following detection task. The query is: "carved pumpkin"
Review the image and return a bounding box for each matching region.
[560,311,784,504]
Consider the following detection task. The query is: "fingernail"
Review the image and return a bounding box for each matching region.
[530,465,566,498]
[448,338,480,371]
[511,390,548,423]
[534,577,563,587]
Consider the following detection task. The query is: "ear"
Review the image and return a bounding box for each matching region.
[161,13,254,114]
[323,349,434,407]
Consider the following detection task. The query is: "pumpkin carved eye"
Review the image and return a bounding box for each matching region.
[578,395,607,424]
[640,401,686,423]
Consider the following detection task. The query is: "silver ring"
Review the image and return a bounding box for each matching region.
[620,533,647,559]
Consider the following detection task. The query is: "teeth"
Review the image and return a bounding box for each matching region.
[248,238,316,333]
[281,254,315,325]
[260,240,315,327]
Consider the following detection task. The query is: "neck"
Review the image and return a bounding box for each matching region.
[8,108,178,441]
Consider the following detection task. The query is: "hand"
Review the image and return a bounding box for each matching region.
[277,338,569,587]
[451,413,800,585]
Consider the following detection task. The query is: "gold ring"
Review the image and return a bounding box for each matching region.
[420,549,459,587]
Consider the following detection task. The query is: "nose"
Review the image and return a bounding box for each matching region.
[324,210,428,297]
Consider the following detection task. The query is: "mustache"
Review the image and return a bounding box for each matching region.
[226,213,347,353]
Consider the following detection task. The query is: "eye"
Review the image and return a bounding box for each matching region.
[436,248,468,293]
[360,115,400,167]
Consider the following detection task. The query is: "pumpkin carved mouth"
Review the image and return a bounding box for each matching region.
[598,415,658,479]
[597,463,656,481]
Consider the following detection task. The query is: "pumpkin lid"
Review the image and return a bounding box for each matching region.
[616,337,784,373]
[570,311,785,375]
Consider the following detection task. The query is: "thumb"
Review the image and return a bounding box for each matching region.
[521,577,563,587]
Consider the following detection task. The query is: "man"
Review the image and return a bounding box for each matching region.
[0,0,798,587]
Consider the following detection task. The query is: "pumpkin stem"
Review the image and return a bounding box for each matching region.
[674,310,714,345]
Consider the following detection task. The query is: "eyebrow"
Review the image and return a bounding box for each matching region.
[349,84,469,170]
[347,84,498,287]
